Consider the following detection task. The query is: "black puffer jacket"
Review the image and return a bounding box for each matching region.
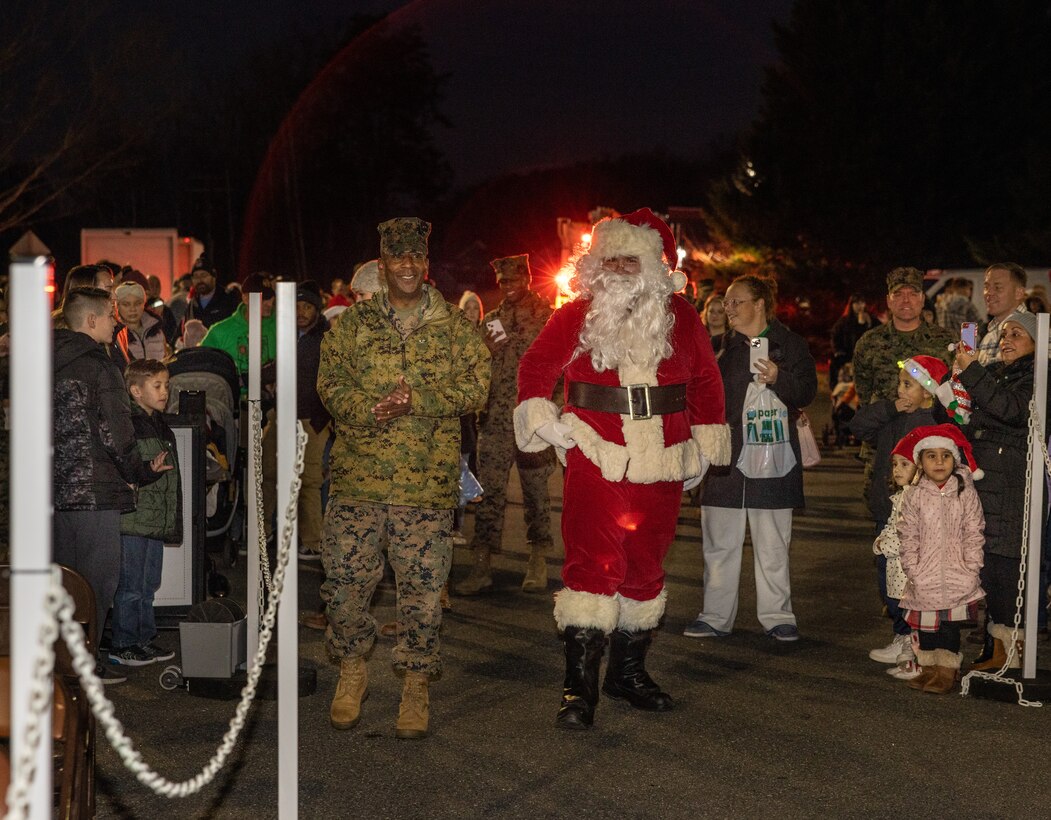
[701,319,818,509]
[298,314,331,431]
[959,354,1047,559]
[52,329,159,511]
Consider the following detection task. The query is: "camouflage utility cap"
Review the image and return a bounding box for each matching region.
[887,267,923,294]
[490,254,531,282]
[378,217,431,256]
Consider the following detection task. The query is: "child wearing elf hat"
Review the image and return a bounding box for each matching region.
[897,423,985,695]
[850,355,945,663]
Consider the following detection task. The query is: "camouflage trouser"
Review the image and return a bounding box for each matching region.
[320,498,453,675]
[473,423,555,553]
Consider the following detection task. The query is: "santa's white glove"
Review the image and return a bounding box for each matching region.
[683,474,703,492]
[536,421,577,450]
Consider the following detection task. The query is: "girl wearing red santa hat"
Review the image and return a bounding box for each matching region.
[850,354,946,665]
[896,423,986,694]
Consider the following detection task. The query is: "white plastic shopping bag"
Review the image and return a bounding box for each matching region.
[736,380,797,479]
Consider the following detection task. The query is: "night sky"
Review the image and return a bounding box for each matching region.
[113,0,787,187]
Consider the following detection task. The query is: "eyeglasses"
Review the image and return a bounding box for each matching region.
[723,297,756,309]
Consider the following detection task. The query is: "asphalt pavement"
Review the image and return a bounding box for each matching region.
[93,390,1051,819]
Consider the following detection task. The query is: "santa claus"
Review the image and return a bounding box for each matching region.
[515,208,730,729]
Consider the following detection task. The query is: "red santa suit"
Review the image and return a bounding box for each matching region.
[515,225,729,637]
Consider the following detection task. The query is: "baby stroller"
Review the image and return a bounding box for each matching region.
[166,346,243,567]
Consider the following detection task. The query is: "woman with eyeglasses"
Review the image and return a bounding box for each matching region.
[684,274,817,642]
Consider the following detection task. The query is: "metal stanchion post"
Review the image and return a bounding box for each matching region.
[1023,312,1048,677]
[275,282,298,817]
[247,293,262,659]
[9,256,54,819]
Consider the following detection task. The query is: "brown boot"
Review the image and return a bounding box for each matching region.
[970,636,1008,671]
[330,657,368,729]
[454,547,492,596]
[907,648,937,690]
[980,623,1023,670]
[521,548,548,593]
[923,650,962,695]
[395,671,430,739]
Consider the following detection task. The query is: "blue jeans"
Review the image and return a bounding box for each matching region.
[111,535,164,649]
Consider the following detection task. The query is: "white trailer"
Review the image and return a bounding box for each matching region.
[80,228,204,299]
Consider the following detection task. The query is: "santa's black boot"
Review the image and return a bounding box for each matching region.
[602,628,674,711]
[556,626,607,730]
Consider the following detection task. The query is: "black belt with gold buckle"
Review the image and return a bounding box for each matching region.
[567,381,687,420]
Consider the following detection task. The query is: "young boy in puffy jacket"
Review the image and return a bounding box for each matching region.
[108,359,181,667]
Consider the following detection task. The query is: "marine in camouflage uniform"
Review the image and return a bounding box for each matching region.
[317,217,490,738]
[456,255,556,596]
[851,266,955,496]
[852,267,955,405]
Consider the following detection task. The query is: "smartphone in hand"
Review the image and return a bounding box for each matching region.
[960,322,978,349]
[486,318,508,343]
[749,336,769,374]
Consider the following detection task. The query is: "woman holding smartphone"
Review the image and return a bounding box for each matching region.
[684,274,818,641]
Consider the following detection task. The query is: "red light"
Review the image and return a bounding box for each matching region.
[616,513,640,532]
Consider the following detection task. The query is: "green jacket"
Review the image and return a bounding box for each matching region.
[200,303,277,388]
[120,405,182,541]
[852,319,955,404]
[318,286,491,509]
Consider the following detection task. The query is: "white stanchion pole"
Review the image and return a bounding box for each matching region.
[275,282,298,818]
[9,256,54,819]
[1023,312,1048,677]
[247,293,262,660]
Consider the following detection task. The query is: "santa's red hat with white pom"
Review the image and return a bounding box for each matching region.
[895,423,983,480]
[588,207,688,292]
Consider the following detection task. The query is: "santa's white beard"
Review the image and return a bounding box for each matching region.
[577,266,673,373]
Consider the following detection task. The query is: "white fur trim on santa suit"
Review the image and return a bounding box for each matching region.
[590,218,666,266]
[616,588,667,631]
[553,361,730,483]
[514,397,560,453]
[553,587,619,633]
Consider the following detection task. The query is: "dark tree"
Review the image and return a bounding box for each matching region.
[706,1,1051,279]
[234,20,452,280]
[0,0,175,236]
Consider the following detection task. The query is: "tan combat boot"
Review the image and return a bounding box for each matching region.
[454,547,492,596]
[395,671,430,739]
[330,656,368,730]
[521,547,548,593]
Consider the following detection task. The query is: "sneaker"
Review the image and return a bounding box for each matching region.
[683,619,730,638]
[94,662,128,685]
[888,660,923,680]
[140,642,175,662]
[108,645,156,667]
[869,633,910,664]
[766,624,800,642]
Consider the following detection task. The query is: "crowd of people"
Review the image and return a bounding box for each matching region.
[1,215,1048,734]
